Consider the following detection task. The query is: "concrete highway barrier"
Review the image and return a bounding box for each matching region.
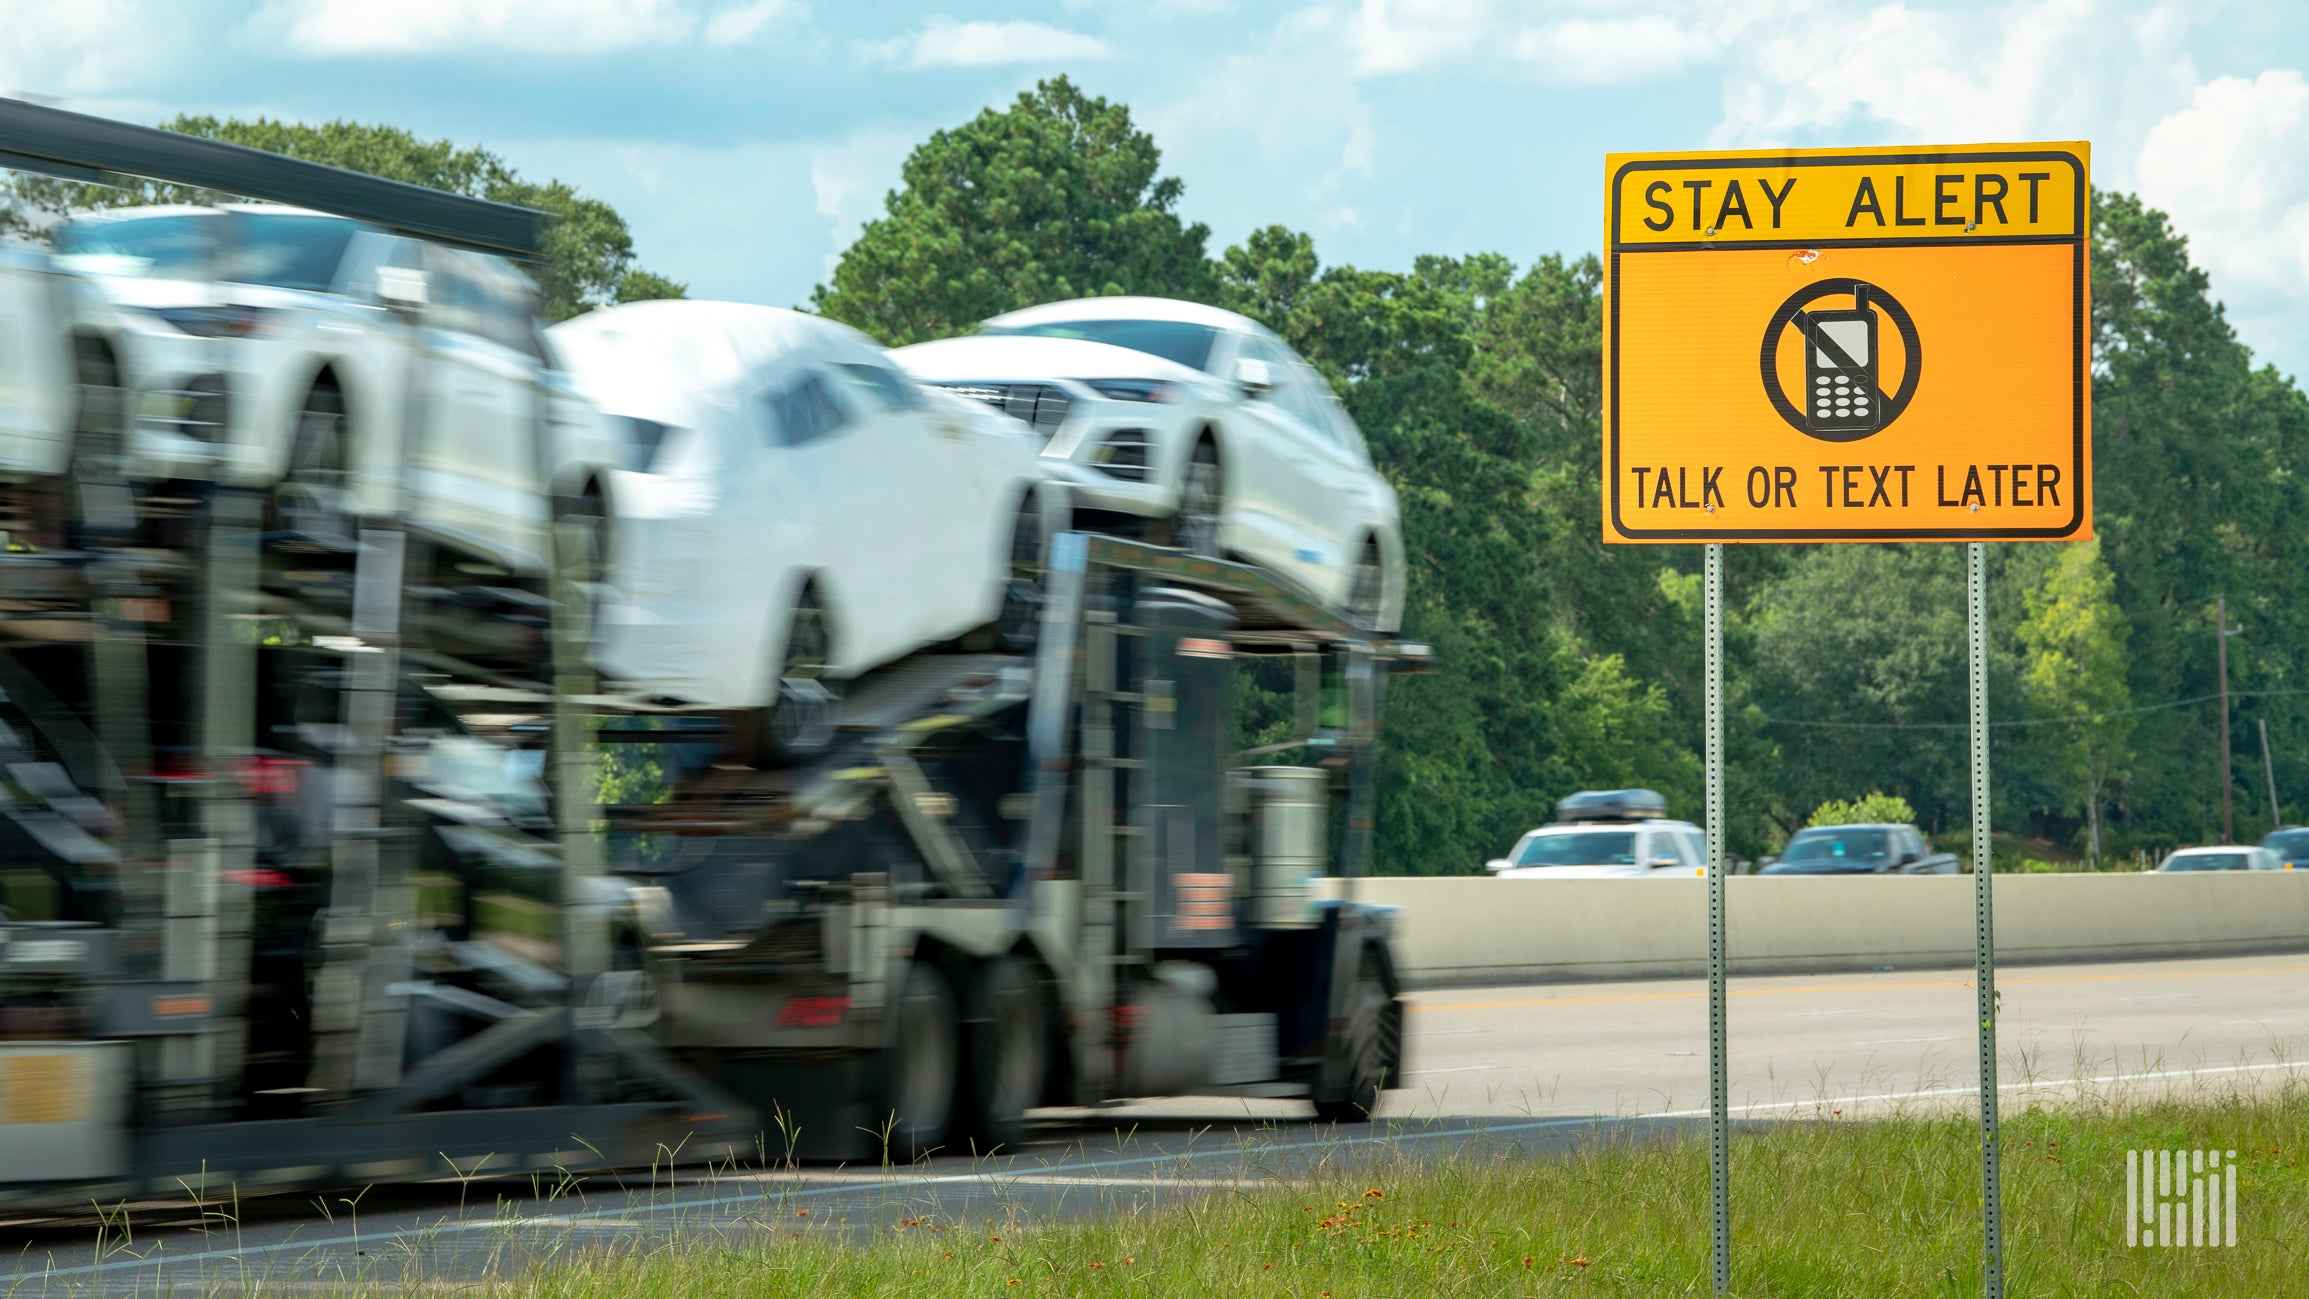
[1320,873,2309,987]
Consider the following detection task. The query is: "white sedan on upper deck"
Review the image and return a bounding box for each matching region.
[549,300,1055,756]
[890,297,1405,632]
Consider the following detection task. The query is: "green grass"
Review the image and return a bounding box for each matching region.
[383,1085,2309,1298]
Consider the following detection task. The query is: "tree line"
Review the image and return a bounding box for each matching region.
[16,81,2305,872]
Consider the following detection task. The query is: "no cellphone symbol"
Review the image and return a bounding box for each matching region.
[1757,278,1923,444]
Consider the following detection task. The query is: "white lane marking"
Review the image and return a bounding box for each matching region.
[1661,1059,2309,1119]
[1408,1065,1501,1075]
[1410,1029,1488,1037]
[1852,1036,1955,1045]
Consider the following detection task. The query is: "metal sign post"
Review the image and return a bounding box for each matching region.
[1704,542,1731,1294]
[1968,541,2005,1297]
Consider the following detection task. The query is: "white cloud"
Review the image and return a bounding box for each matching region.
[1345,0,1496,76]
[0,0,207,101]
[874,18,1113,69]
[1710,0,2199,152]
[703,0,803,45]
[253,0,710,57]
[2135,70,2309,370]
[1512,15,1720,86]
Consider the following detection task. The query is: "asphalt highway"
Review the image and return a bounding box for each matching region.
[6,951,2303,1294]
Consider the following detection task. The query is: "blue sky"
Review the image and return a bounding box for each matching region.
[6,0,2307,378]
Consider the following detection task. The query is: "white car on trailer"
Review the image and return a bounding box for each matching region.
[548,300,1055,755]
[891,296,1405,631]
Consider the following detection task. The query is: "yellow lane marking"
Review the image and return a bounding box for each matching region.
[1412,963,2309,1013]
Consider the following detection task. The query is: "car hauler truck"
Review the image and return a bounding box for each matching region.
[0,99,1426,1205]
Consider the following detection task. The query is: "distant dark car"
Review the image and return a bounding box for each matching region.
[1760,823,1959,875]
[2259,827,2309,870]
[2155,846,2282,872]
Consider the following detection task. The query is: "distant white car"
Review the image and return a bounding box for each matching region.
[547,300,1055,753]
[50,204,618,582]
[1486,819,1710,879]
[2154,846,2283,872]
[890,296,1405,631]
[1485,789,1707,879]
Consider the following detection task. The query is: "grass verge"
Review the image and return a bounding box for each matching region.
[445,1084,2309,1298]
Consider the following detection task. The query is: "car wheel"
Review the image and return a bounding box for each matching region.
[882,961,960,1161]
[997,494,1045,652]
[1169,440,1223,559]
[952,956,1047,1151]
[1346,537,1385,630]
[1313,954,1399,1124]
[752,588,840,764]
[65,339,135,546]
[274,384,352,546]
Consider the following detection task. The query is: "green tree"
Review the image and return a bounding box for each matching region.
[4,115,684,321]
[1807,792,1918,828]
[812,77,1216,344]
[2017,541,2133,866]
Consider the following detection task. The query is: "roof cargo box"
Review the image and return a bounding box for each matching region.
[1554,788,1668,824]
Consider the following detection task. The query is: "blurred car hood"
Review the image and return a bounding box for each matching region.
[893,334,1208,388]
[1760,860,1891,875]
[1494,863,1673,879]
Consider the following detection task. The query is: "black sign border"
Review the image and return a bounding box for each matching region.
[1606,148,2088,542]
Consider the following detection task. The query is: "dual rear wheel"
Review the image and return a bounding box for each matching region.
[880,956,1048,1160]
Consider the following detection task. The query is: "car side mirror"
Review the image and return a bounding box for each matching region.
[1650,854,1681,869]
[1485,858,1510,873]
[1900,851,1919,866]
[1235,356,1273,397]
[375,266,429,315]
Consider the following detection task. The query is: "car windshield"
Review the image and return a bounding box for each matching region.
[2264,831,2309,859]
[224,213,364,292]
[55,212,220,279]
[979,318,1223,372]
[55,210,362,293]
[2161,852,2247,871]
[1510,831,1638,867]
[1782,829,1890,863]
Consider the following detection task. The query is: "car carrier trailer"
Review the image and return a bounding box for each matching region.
[0,98,1428,1208]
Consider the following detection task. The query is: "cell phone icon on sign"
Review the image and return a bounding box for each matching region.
[1802,284,1880,434]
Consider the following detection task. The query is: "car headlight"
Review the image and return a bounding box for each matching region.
[150,305,275,338]
[1085,379,1178,403]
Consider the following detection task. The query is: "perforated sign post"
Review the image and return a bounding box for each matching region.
[1602,142,2092,1298]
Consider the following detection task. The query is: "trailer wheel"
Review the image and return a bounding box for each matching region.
[954,956,1046,1151]
[1314,955,1399,1124]
[882,961,959,1160]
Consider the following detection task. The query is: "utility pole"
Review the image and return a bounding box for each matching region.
[2217,596,2241,844]
[2261,718,2283,832]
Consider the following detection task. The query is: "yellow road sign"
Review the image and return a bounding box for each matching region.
[1603,143,2090,543]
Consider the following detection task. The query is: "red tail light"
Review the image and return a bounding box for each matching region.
[774,995,849,1029]
[237,755,307,799]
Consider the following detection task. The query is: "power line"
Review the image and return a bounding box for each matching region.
[1761,687,2309,732]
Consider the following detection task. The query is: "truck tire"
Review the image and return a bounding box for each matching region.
[953,956,1046,1151]
[882,961,959,1160]
[1314,956,1399,1124]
